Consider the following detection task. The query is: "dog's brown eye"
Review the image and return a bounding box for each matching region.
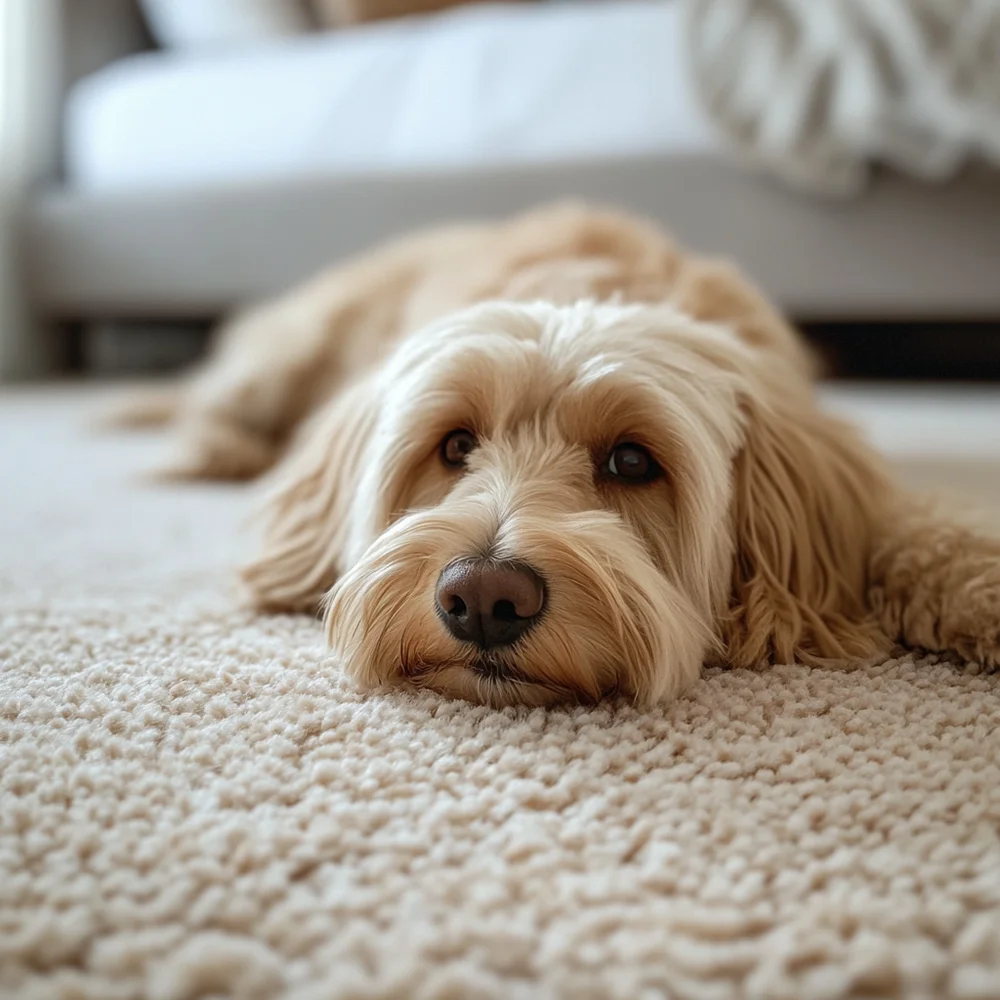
[606,442,661,484]
[441,429,477,468]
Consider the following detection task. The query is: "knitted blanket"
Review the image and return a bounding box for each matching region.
[684,0,1000,194]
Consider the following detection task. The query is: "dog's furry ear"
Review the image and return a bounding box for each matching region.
[722,396,893,667]
[240,376,379,612]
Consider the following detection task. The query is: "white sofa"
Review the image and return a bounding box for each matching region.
[6,0,1000,377]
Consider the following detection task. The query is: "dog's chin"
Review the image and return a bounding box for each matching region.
[332,618,607,708]
[401,657,591,709]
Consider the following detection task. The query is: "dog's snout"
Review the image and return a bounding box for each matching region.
[435,559,546,649]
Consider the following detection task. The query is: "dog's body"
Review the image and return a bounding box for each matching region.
[119,203,1000,706]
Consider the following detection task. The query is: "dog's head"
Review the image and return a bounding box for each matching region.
[244,301,890,706]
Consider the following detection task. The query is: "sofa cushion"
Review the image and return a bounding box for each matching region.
[313,0,483,27]
[66,0,718,192]
[137,0,312,49]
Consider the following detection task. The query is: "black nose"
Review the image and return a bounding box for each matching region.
[435,559,546,649]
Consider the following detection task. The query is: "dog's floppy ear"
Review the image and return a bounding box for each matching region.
[240,375,379,612]
[722,395,893,667]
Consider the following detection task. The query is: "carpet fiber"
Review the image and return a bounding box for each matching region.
[3,387,1000,1000]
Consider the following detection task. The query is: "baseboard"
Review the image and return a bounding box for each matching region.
[803,321,1000,381]
[82,320,212,376]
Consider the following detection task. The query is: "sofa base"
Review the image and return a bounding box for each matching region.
[24,156,1000,324]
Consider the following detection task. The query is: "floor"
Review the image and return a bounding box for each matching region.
[820,382,1000,527]
[2,381,1000,999]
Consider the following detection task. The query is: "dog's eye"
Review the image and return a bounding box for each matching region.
[441,429,477,468]
[606,442,661,484]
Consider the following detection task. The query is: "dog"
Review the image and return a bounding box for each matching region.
[116,203,1000,707]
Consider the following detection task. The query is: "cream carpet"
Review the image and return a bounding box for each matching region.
[3,385,1000,1000]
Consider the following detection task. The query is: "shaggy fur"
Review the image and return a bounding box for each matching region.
[115,203,1000,707]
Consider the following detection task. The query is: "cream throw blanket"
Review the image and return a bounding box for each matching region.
[684,0,1000,194]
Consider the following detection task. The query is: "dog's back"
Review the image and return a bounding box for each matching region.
[107,202,810,480]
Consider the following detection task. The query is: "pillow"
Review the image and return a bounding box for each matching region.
[139,0,312,49]
[312,0,484,27]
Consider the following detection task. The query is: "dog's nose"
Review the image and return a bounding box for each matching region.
[435,559,546,649]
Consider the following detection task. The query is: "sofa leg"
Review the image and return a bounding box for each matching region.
[0,0,62,380]
[0,227,53,381]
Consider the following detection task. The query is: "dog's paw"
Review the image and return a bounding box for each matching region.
[871,515,1000,671]
[937,564,1000,670]
[152,420,278,482]
[91,383,182,432]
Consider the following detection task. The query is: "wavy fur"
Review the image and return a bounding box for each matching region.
[118,203,1000,705]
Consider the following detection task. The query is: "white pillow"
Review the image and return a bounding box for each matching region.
[139,0,311,49]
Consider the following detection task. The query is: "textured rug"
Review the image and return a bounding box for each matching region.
[3,386,1000,1000]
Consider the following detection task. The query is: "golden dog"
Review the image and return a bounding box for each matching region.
[117,203,1000,706]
